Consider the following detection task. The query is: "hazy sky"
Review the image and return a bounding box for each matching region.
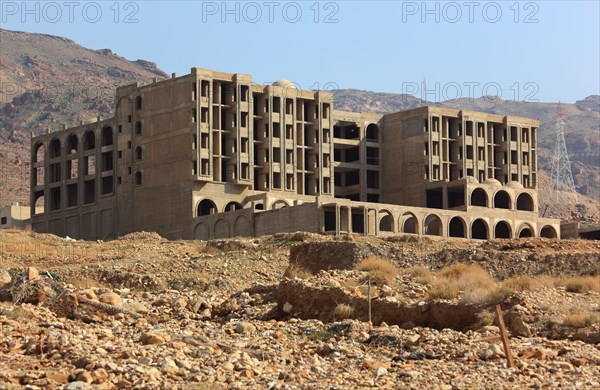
[2,1,599,103]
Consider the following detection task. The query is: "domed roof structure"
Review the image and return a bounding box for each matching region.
[483,178,502,186]
[272,79,297,89]
[505,181,524,189]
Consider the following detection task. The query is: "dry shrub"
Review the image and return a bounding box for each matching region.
[356,257,398,286]
[563,311,600,328]
[428,263,503,304]
[461,286,510,305]
[285,264,313,280]
[563,276,600,293]
[438,263,495,291]
[427,282,459,300]
[405,265,434,285]
[333,303,355,320]
[474,310,495,328]
[503,275,540,292]
[535,275,558,288]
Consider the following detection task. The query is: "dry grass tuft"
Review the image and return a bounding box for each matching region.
[284,264,313,280]
[563,311,600,328]
[502,275,540,292]
[474,310,496,328]
[427,283,459,300]
[428,263,505,304]
[563,276,600,293]
[534,275,558,288]
[333,303,355,320]
[405,265,434,285]
[356,257,399,286]
[461,286,510,305]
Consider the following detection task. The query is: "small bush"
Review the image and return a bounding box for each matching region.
[356,257,399,286]
[285,264,313,280]
[474,310,495,328]
[503,275,540,292]
[427,282,458,300]
[438,263,495,291]
[461,286,510,305]
[563,276,600,293]
[333,303,355,320]
[563,311,600,328]
[535,275,558,288]
[405,265,434,285]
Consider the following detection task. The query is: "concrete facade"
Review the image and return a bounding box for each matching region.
[30,68,559,241]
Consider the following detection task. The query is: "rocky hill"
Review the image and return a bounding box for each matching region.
[0,28,168,206]
[0,29,597,220]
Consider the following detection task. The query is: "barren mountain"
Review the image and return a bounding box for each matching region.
[0,29,598,221]
[0,28,168,206]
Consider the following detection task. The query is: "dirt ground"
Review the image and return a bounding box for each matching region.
[0,229,599,389]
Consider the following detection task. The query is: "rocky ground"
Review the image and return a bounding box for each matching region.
[0,229,599,389]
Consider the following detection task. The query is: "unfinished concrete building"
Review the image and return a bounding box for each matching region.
[30,68,560,241]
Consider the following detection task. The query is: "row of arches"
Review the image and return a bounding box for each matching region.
[378,211,557,239]
[196,198,292,217]
[470,188,535,212]
[34,126,114,163]
[194,215,252,240]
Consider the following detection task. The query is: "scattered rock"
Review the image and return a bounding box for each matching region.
[98,292,121,305]
[235,322,257,334]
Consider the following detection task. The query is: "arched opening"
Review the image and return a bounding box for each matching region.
[214,219,229,239]
[135,121,142,135]
[34,143,44,163]
[66,134,78,154]
[379,212,393,232]
[135,96,142,110]
[516,193,534,211]
[494,190,511,209]
[101,127,113,146]
[471,188,488,207]
[254,202,264,210]
[194,223,209,240]
[366,124,379,141]
[83,131,95,150]
[49,138,61,158]
[271,200,289,210]
[401,212,418,234]
[135,146,143,161]
[494,221,512,239]
[224,201,243,212]
[518,225,534,238]
[33,193,44,215]
[471,219,488,240]
[134,171,142,185]
[424,214,442,236]
[448,217,466,238]
[197,199,217,216]
[540,225,557,239]
[234,215,251,237]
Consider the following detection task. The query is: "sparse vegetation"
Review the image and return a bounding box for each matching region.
[562,311,600,328]
[356,257,399,286]
[427,283,459,300]
[562,276,600,293]
[333,303,355,320]
[474,310,495,328]
[502,275,540,292]
[405,265,434,285]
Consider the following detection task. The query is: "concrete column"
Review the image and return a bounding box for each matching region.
[335,204,340,236]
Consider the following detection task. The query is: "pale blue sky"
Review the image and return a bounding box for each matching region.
[2,1,599,102]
